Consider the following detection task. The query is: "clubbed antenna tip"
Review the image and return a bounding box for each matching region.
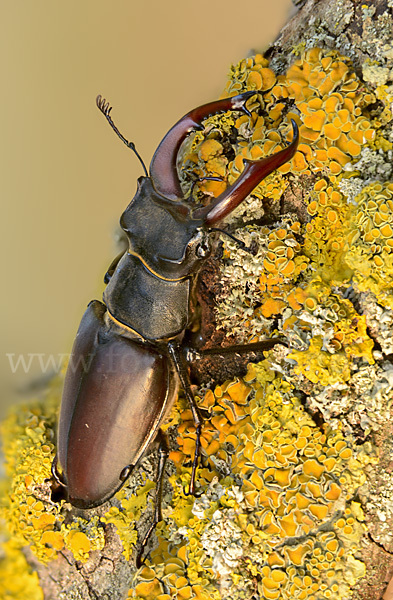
[96,94,148,177]
[96,94,112,117]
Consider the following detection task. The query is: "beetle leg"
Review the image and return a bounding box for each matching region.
[168,339,285,495]
[167,342,203,496]
[208,227,254,253]
[137,429,169,568]
[189,338,287,359]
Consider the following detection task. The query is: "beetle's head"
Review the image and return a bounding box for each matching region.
[140,93,298,278]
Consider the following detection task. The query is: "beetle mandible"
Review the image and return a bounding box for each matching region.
[52,91,299,558]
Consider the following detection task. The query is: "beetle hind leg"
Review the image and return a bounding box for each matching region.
[189,337,287,359]
[168,337,287,497]
[167,342,203,497]
[137,429,169,568]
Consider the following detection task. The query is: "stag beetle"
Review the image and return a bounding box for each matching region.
[52,92,299,560]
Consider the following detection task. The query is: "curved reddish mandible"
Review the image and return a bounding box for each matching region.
[149,92,257,200]
[195,119,299,226]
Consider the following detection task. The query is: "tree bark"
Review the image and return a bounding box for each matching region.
[6,1,393,599]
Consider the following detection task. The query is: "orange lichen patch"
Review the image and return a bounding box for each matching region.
[286,281,374,385]
[40,530,64,552]
[64,530,91,560]
[303,459,325,479]
[264,467,292,486]
[197,139,224,162]
[181,47,374,232]
[344,182,393,308]
[323,457,337,472]
[260,298,286,317]
[222,48,374,184]
[132,545,219,600]
[351,182,393,251]
[133,577,163,599]
[284,542,314,566]
[278,514,299,537]
[286,287,307,310]
[222,53,276,95]
[258,226,308,305]
[213,219,311,343]
[289,337,351,386]
[309,503,329,519]
[304,108,327,131]
[152,359,369,600]
[263,229,301,276]
[226,380,252,404]
[303,180,355,283]
[173,379,254,474]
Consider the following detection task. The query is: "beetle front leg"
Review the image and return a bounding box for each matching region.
[137,429,169,567]
[167,342,203,496]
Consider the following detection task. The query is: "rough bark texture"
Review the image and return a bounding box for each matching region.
[195,3,393,595]
[268,2,393,599]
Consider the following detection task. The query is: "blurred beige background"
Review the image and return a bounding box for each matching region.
[0,0,292,415]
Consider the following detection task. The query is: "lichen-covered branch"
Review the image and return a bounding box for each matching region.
[2,1,393,599]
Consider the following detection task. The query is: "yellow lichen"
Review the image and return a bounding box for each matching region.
[0,46,384,600]
[165,48,380,599]
[0,538,44,600]
[0,390,67,564]
[184,48,378,389]
[0,381,106,568]
[130,360,372,599]
[216,48,375,201]
[303,181,354,283]
[102,479,155,561]
[345,182,393,308]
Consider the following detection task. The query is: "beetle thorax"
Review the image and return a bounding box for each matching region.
[120,177,211,280]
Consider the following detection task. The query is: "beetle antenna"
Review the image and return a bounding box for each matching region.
[209,227,254,253]
[96,94,148,177]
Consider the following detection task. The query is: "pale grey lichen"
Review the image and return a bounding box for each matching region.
[305,358,393,439]
[360,294,393,355]
[366,463,393,551]
[338,177,366,204]
[363,63,390,87]
[214,226,272,341]
[343,147,393,186]
[223,195,265,225]
[200,507,244,577]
